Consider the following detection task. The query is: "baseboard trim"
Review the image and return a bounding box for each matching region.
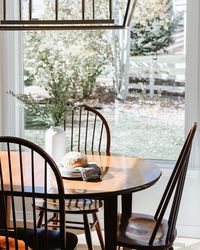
[177,224,200,238]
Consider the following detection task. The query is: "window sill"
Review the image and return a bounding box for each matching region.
[151,159,200,178]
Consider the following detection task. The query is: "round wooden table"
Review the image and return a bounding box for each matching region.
[61,154,162,250]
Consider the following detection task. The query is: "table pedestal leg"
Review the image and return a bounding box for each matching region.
[104,196,117,250]
[121,194,132,250]
[122,193,132,219]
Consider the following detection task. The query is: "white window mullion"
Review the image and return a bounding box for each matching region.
[0,2,23,137]
[14,32,24,137]
[185,0,200,168]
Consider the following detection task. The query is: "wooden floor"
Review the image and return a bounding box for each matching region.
[15,220,200,249]
[182,242,200,250]
[73,230,102,250]
[73,230,200,250]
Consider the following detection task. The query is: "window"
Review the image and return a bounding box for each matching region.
[22,0,185,162]
[0,0,199,167]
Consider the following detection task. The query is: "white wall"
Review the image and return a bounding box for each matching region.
[0,2,23,137]
[0,32,23,136]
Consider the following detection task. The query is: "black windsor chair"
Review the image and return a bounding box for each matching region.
[0,136,78,250]
[36,105,111,250]
[117,122,197,250]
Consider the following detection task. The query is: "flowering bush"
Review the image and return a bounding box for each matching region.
[24,0,112,99]
[12,1,113,127]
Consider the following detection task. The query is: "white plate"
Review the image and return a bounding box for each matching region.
[57,163,82,179]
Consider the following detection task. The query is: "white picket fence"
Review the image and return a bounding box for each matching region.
[129,61,185,96]
[96,59,185,98]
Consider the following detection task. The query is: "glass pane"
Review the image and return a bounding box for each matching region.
[115,0,186,160]
[22,0,186,162]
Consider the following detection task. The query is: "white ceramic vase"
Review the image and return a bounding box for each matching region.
[45,126,66,163]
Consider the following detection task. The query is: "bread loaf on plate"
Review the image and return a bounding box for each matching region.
[61,151,88,168]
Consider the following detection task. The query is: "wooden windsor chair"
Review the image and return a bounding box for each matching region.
[0,136,78,250]
[117,122,197,250]
[36,105,111,250]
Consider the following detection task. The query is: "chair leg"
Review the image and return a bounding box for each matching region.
[37,211,44,228]
[83,214,94,250]
[37,210,59,229]
[92,213,105,250]
[52,212,59,230]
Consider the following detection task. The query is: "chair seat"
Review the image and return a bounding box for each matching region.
[35,198,103,214]
[1,228,78,250]
[117,213,176,250]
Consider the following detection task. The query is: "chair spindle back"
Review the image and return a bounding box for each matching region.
[64,105,111,155]
[149,122,197,245]
[0,136,67,250]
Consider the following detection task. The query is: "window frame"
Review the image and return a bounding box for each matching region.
[0,1,24,137]
[185,0,200,169]
[0,0,199,168]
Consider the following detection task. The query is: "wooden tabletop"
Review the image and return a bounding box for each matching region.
[0,152,161,198]
[61,154,162,198]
